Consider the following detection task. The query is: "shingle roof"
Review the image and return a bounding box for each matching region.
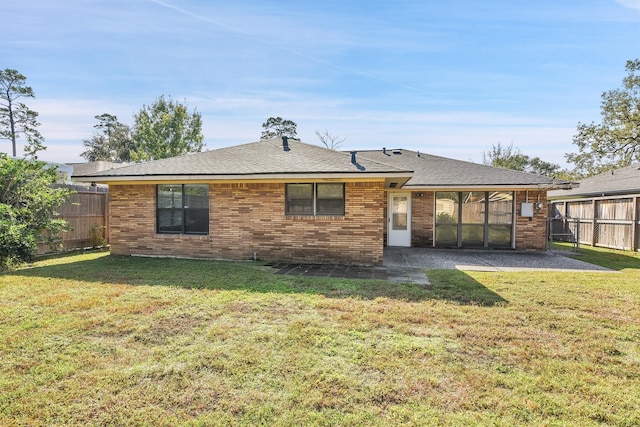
[356,149,572,189]
[72,138,412,181]
[548,163,640,199]
[71,139,573,189]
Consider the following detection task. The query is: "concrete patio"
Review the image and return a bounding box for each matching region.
[383,247,613,272]
[266,247,613,286]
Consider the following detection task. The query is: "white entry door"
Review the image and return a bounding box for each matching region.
[388,193,411,247]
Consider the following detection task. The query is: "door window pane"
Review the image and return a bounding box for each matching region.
[392,196,408,230]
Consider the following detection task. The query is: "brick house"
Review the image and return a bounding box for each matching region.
[74,137,572,265]
[356,149,573,252]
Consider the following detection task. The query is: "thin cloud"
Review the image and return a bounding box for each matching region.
[145,0,429,94]
[616,0,640,11]
[32,99,136,137]
[5,0,636,171]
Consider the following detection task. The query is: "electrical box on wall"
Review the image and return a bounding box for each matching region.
[521,202,534,217]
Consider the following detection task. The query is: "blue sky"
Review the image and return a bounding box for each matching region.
[3,0,640,166]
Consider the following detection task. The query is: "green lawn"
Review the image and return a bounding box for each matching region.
[1,247,639,426]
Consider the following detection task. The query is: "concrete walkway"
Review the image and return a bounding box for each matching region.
[383,247,613,273]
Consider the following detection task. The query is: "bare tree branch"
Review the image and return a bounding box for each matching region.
[315,130,345,150]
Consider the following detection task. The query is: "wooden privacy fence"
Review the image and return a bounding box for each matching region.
[550,196,640,252]
[37,188,108,254]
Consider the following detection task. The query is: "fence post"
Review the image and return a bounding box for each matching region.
[634,195,639,252]
[592,200,597,247]
[104,191,109,245]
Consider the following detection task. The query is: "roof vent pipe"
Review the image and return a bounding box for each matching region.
[282,136,290,151]
[350,151,357,165]
[382,147,387,155]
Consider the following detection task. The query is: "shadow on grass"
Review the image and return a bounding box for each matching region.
[11,253,507,305]
[423,269,508,306]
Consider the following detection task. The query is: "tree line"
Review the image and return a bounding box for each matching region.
[3,60,639,173]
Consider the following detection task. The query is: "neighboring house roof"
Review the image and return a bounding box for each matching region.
[357,149,573,190]
[72,138,413,186]
[66,161,128,190]
[67,161,127,176]
[548,163,640,199]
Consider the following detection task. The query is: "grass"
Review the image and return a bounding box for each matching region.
[1,248,639,426]
[555,241,640,271]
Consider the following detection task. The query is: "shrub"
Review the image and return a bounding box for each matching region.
[0,155,72,269]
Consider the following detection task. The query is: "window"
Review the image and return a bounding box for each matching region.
[286,183,345,215]
[157,184,209,234]
[487,191,513,248]
[316,183,345,215]
[435,191,513,248]
[435,192,459,246]
[461,192,486,247]
[285,184,314,214]
[391,196,408,230]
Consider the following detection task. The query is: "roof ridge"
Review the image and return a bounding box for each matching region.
[72,138,414,179]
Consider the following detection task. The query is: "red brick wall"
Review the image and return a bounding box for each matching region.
[108,181,385,265]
